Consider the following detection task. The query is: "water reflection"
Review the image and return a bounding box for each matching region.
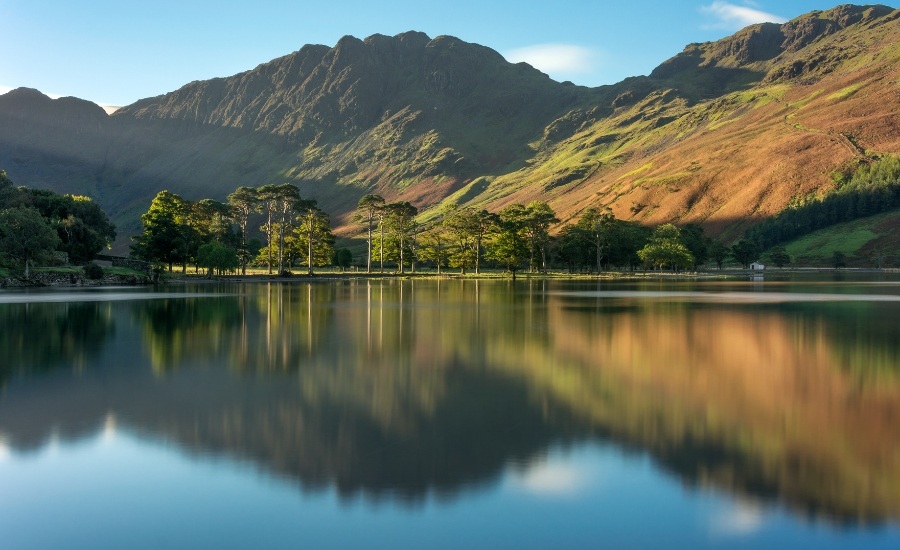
[0,300,113,385]
[1,279,899,525]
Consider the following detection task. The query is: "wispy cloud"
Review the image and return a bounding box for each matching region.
[700,1,787,30]
[503,43,596,76]
[511,460,589,496]
[710,500,767,536]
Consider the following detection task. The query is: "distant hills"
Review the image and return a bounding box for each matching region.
[0,4,897,251]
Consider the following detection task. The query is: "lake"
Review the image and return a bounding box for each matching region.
[2,276,900,549]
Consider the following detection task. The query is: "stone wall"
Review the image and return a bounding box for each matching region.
[111,258,152,273]
[1,271,150,288]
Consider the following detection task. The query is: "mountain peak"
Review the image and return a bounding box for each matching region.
[3,87,50,99]
[649,3,898,95]
[115,29,572,140]
[0,87,107,120]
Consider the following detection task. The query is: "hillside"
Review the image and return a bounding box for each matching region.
[780,209,900,266]
[477,4,900,241]
[0,4,897,251]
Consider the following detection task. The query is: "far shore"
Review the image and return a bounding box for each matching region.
[160,266,900,284]
[4,266,900,289]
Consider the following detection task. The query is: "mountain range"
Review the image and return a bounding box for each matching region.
[0,4,898,251]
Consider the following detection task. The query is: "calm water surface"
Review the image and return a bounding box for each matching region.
[2,277,900,549]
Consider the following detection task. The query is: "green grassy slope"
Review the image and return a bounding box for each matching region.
[781,209,900,267]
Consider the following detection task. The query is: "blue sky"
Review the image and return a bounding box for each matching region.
[0,0,888,108]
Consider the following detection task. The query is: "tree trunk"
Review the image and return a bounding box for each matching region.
[366,219,373,273]
[308,227,314,276]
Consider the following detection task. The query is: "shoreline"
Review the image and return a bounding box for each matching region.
[162,266,900,285]
[3,266,899,289]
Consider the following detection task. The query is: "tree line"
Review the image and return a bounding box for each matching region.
[0,170,116,276]
[133,181,758,276]
[353,196,720,276]
[132,184,336,276]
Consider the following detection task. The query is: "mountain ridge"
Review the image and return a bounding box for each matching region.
[0,4,897,251]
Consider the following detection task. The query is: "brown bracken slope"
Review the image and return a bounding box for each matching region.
[477,4,900,241]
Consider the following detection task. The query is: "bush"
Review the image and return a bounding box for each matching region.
[83,263,105,279]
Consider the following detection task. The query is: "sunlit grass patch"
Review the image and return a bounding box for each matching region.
[785,219,880,260]
[618,162,653,181]
[828,83,864,101]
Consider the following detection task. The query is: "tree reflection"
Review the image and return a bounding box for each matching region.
[0,301,113,385]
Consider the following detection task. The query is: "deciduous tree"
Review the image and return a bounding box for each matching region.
[293,202,333,275]
[132,190,188,271]
[196,241,239,277]
[576,207,615,272]
[355,194,385,273]
[0,206,61,277]
[380,201,418,274]
[638,223,694,271]
[523,201,558,273]
[488,204,529,279]
[730,239,759,269]
[227,186,260,275]
[418,224,451,274]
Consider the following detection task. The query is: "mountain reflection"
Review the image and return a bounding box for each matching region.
[1,280,898,523]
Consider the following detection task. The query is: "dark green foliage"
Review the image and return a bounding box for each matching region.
[766,246,791,268]
[555,224,592,273]
[197,241,239,277]
[257,183,303,274]
[442,206,496,274]
[417,225,451,274]
[291,204,334,275]
[246,238,263,259]
[0,170,15,205]
[522,201,558,273]
[730,239,760,268]
[355,194,385,273]
[832,250,847,268]
[637,224,694,271]
[487,204,530,277]
[227,186,260,275]
[333,248,353,269]
[555,213,649,272]
[575,207,616,272]
[679,224,709,269]
[746,155,900,249]
[378,202,418,273]
[83,262,105,279]
[134,190,249,273]
[131,190,188,271]
[709,241,729,270]
[0,206,61,276]
[0,172,116,264]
